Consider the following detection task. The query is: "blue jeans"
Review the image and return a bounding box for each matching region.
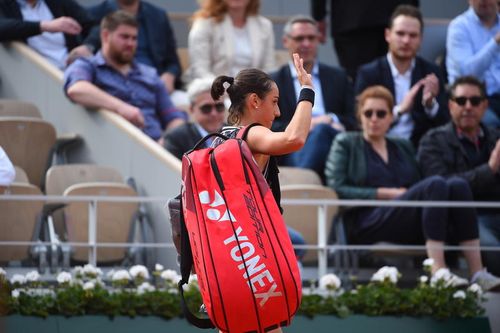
[280,123,340,181]
[478,213,500,275]
[288,226,306,260]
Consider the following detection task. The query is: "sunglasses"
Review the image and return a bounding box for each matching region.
[199,103,225,115]
[363,109,389,119]
[287,34,317,43]
[451,96,484,107]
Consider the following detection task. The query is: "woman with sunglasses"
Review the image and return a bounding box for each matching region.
[325,85,500,291]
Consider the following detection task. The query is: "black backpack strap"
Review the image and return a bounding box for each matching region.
[236,123,262,141]
[177,193,215,329]
[187,132,229,153]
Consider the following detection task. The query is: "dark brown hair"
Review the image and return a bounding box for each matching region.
[389,5,424,32]
[101,10,138,32]
[450,75,487,98]
[211,68,274,125]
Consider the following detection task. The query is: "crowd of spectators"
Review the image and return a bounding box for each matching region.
[1,0,499,288]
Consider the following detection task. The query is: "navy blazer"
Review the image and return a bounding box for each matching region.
[355,55,449,147]
[163,122,203,160]
[85,0,181,83]
[0,0,94,50]
[271,62,356,132]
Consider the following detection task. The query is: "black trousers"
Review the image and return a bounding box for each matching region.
[355,176,479,245]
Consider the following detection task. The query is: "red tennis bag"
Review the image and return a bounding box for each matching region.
[178,126,302,333]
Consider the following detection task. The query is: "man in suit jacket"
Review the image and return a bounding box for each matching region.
[271,15,356,181]
[311,0,419,80]
[355,5,449,147]
[163,77,225,160]
[0,0,94,69]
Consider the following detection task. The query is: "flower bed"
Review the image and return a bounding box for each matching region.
[0,261,486,321]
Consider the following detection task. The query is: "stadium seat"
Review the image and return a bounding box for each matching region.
[45,164,153,268]
[0,117,56,188]
[280,184,339,264]
[0,183,48,272]
[0,99,42,118]
[278,166,323,186]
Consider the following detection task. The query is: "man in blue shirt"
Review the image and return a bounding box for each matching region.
[64,10,186,142]
[446,0,500,127]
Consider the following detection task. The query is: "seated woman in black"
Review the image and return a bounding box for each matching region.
[325,85,500,291]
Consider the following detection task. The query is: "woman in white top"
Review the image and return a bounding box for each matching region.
[186,0,275,83]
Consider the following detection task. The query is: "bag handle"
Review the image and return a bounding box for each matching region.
[177,193,216,329]
[189,132,229,152]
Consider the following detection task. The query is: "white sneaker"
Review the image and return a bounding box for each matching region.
[431,268,468,288]
[471,270,500,292]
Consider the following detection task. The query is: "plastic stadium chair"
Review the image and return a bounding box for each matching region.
[278,166,322,186]
[0,99,42,118]
[0,117,56,188]
[280,184,339,264]
[0,183,48,273]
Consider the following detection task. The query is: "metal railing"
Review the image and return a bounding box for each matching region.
[1,194,499,280]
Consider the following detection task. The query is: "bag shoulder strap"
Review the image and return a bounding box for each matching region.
[177,193,215,329]
[236,123,262,141]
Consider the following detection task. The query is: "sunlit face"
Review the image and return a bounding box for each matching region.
[449,84,488,134]
[255,83,280,129]
[469,0,498,19]
[103,24,137,65]
[191,91,226,134]
[359,97,393,140]
[283,22,319,67]
[385,15,421,62]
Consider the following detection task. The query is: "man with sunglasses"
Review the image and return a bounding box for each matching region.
[446,0,500,128]
[418,76,500,276]
[271,15,356,181]
[355,5,449,148]
[163,77,225,160]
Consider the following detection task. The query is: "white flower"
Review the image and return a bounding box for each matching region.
[350,289,358,294]
[57,272,72,284]
[419,276,429,284]
[161,269,180,283]
[137,282,155,295]
[0,267,6,277]
[83,281,95,290]
[423,258,435,268]
[129,265,149,280]
[453,290,466,299]
[371,266,400,284]
[430,268,451,286]
[72,266,84,278]
[25,271,40,282]
[10,274,26,285]
[83,264,102,277]
[155,264,164,271]
[11,289,21,298]
[112,269,131,281]
[468,283,482,295]
[319,273,341,291]
[189,274,198,283]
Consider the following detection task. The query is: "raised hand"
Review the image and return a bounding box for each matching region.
[292,53,313,88]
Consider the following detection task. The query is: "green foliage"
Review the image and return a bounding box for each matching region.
[1,266,485,320]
